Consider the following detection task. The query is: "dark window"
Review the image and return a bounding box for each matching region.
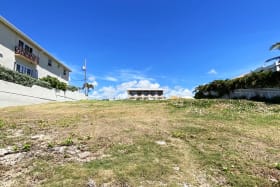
[25,45,30,53]
[22,66,26,74]
[27,69,31,76]
[16,64,21,72]
[29,47,33,53]
[19,40,24,48]
[48,59,52,66]
[63,69,67,75]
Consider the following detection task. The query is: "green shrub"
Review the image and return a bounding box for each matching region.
[40,76,67,91]
[194,70,280,99]
[0,66,78,91]
[34,80,52,89]
[67,85,79,92]
[0,66,51,89]
[0,66,35,87]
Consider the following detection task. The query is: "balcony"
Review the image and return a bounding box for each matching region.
[15,46,39,65]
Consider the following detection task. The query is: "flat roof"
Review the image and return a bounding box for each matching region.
[0,16,71,72]
[127,88,164,91]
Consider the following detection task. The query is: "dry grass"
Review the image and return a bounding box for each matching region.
[0,99,279,186]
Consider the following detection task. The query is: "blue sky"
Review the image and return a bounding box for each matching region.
[2,0,280,99]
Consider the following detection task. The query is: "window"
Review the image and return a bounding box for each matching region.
[19,40,24,48]
[16,64,21,72]
[48,59,52,66]
[27,69,31,76]
[15,63,36,78]
[63,69,67,76]
[24,45,33,54]
[25,45,30,53]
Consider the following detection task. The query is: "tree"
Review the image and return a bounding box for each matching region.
[270,42,280,50]
[82,82,94,96]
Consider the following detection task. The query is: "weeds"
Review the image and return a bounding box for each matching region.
[47,142,55,149]
[22,143,31,152]
[275,163,280,170]
[61,137,74,146]
[171,131,186,139]
[0,119,5,128]
[0,99,279,186]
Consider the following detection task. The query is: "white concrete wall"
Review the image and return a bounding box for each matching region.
[227,88,280,99]
[0,80,87,107]
[203,88,280,100]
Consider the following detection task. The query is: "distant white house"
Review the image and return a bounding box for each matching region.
[0,16,71,83]
[127,88,165,100]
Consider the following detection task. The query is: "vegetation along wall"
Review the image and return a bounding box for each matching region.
[194,70,280,102]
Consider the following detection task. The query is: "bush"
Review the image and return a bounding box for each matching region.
[194,70,280,99]
[40,75,68,91]
[0,66,79,92]
[0,66,35,87]
[67,85,79,92]
[34,80,52,89]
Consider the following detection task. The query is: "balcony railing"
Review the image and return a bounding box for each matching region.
[15,46,39,65]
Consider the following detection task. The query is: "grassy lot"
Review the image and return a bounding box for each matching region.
[0,99,279,186]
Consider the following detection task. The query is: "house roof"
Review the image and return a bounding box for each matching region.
[127,88,164,91]
[0,16,71,72]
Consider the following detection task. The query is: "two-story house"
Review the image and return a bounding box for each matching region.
[0,16,71,83]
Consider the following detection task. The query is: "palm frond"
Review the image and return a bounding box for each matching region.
[270,42,280,50]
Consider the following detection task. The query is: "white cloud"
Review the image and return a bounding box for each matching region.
[164,86,193,99]
[136,80,160,89]
[208,69,217,75]
[89,80,193,100]
[117,69,154,81]
[88,76,98,87]
[104,76,118,82]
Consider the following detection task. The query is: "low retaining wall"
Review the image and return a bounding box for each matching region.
[0,80,87,107]
[223,88,280,99]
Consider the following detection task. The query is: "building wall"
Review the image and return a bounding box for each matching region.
[0,80,87,107]
[36,53,69,83]
[0,20,70,83]
[127,90,165,100]
[0,22,16,70]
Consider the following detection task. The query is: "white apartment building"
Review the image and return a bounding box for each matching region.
[0,16,71,83]
[127,89,165,100]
